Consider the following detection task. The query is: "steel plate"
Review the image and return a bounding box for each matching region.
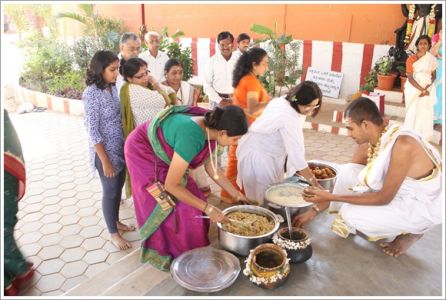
[170,246,241,292]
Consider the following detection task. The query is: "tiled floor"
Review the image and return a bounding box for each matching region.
[9,111,139,296]
[6,110,442,296]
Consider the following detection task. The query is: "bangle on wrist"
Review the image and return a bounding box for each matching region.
[311,204,320,215]
[205,204,214,215]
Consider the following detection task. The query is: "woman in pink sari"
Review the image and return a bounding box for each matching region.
[124,105,254,271]
[404,34,438,141]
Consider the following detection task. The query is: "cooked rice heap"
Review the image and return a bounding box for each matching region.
[222,211,274,236]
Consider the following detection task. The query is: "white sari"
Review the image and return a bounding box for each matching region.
[330,123,442,241]
[404,52,438,141]
[236,97,307,204]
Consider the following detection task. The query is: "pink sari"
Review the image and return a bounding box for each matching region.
[124,106,216,271]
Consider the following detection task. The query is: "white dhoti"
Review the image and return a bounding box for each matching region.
[330,124,442,241]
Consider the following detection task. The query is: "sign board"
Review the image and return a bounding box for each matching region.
[306,67,343,98]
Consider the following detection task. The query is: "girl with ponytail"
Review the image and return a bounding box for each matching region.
[222,47,271,200]
[124,104,254,271]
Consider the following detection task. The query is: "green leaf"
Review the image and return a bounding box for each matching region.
[250,24,273,36]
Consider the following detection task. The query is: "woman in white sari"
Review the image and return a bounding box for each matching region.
[236,81,323,204]
[404,35,438,141]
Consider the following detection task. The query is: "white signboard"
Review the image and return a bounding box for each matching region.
[306,67,343,98]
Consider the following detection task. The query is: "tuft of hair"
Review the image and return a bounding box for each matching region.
[344,97,384,126]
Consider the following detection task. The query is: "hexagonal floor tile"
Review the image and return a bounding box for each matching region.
[81,237,106,251]
[40,213,62,224]
[20,221,43,233]
[39,223,63,235]
[58,182,76,191]
[59,190,77,198]
[41,204,61,215]
[84,262,110,279]
[59,215,81,226]
[76,190,94,200]
[21,243,43,257]
[60,235,84,249]
[78,207,98,217]
[60,224,82,236]
[60,261,88,278]
[38,258,64,275]
[60,247,87,263]
[19,232,43,245]
[79,225,103,239]
[42,196,62,206]
[83,249,109,265]
[39,233,63,247]
[21,212,44,223]
[38,245,64,260]
[79,216,100,227]
[59,205,80,216]
[34,273,66,293]
[59,198,78,207]
[78,199,94,208]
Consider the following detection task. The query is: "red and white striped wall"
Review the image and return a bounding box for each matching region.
[179,38,392,99]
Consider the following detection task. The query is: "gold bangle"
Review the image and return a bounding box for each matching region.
[205,204,214,215]
[311,204,320,215]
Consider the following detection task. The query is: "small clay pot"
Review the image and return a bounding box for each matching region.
[244,243,290,289]
[273,227,312,264]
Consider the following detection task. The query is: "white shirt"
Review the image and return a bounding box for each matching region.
[139,49,169,82]
[203,52,238,104]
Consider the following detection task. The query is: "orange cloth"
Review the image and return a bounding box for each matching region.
[221,74,269,199]
[406,55,418,75]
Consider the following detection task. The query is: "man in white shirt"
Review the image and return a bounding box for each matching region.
[139,31,169,82]
[234,33,251,59]
[117,32,141,93]
[204,31,239,108]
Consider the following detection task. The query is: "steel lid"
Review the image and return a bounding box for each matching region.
[170,246,241,292]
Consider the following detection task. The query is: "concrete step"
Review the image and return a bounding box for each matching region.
[374,88,404,104]
[101,261,170,296]
[64,249,141,296]
[64,247,171,296]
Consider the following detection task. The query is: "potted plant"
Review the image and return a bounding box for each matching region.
[396,64,407,92]
[251,22,302,97]
[376,55,396,91]
[360,69,378,93]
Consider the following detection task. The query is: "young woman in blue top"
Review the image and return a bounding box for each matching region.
[83,50,134,250]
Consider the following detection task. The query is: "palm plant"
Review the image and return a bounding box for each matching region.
[55,4,122,52]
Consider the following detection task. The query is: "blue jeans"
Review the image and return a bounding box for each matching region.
[95,155,126,234]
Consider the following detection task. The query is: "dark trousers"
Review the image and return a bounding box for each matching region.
[95,155,126,234]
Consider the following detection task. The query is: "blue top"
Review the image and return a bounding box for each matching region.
[82,84,125,174]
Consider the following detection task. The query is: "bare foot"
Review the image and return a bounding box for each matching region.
[110,233,132,250]
[379,233,423,257]
[116,221,136,232]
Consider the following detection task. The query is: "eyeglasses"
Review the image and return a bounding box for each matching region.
[134,70,150,79]
[302,104,320,112]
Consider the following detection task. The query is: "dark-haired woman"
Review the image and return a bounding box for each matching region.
[162,58,212,197]
[222,47,271,201]
[83,50,133,251]
[404,34,438,141]
[237,81,323,204]
[124,105,253,271]
[162,58,200,106]
[120,58,176,139]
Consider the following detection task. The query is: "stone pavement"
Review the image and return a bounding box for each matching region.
[6,110,443,296]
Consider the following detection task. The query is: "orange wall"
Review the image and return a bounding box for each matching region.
[65,3,406,45]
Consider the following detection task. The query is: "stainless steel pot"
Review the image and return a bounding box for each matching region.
[308,159,339,192]
[264,182,312,220]
[217,205,281,256]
